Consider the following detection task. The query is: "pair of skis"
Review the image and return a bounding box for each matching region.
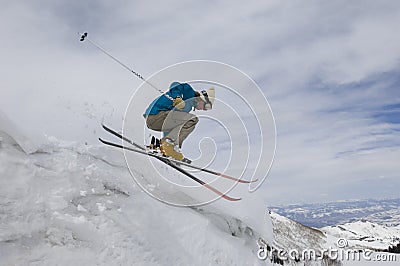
[99,124,256,201]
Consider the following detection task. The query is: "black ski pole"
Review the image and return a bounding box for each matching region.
[79,32,170,98]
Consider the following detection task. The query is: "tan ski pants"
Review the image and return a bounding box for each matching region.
[146,110,199,148]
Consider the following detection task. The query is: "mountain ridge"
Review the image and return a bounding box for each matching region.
[270,198,400,228]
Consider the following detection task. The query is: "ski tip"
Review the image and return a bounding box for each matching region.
[223,195,241,201]
[238,178,259,184]
[220,192,242,201]
[101,123,113,130]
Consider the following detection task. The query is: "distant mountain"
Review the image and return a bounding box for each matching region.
[321,220,400,251]
[270,198,400,228]
[269,211,400,265]
[269,212,342,265]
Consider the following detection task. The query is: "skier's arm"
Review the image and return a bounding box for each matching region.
[173,97,185,109]
[168,83,196,112]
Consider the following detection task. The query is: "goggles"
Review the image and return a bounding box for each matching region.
[201,90,213,110]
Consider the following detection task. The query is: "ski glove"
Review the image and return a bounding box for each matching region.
[173,97,185,110]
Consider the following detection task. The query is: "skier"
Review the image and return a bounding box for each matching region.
[143,82,215,161]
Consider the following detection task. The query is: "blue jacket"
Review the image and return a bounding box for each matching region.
[143,82,196,116]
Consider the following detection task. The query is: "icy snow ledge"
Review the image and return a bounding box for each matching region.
[0,109,38,154]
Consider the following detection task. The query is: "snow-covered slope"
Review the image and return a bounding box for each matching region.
[0,109,38,154]
[0,128,274,265]
[322,221,400,266]
[269,212,342,266]
[322,220,400,250]
[269,212,399,265]
[2,117,397,265]
[271,212,326,252]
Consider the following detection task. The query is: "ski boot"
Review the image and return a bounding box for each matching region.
[160,138,185,162]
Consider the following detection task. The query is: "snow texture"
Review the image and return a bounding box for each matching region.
[0,116,274,265]
[270,212,399,265]
[322,220,400,250]
[2,113,397,265]
[0,109,38,154]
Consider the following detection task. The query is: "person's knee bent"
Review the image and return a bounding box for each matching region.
[187,116,199,127]
[146,116,162,131]
[181,116,198,130]
[146,112,167,131]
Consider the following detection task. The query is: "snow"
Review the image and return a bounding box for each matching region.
[0,120,274,265]
[2,113,398,265]
[320,220,400,265]
[269,212,399,265]
[0,109,38,154]
[270,212,327,255]
[322,220,400,250]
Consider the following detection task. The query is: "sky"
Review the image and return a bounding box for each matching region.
[1,0,400,205]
